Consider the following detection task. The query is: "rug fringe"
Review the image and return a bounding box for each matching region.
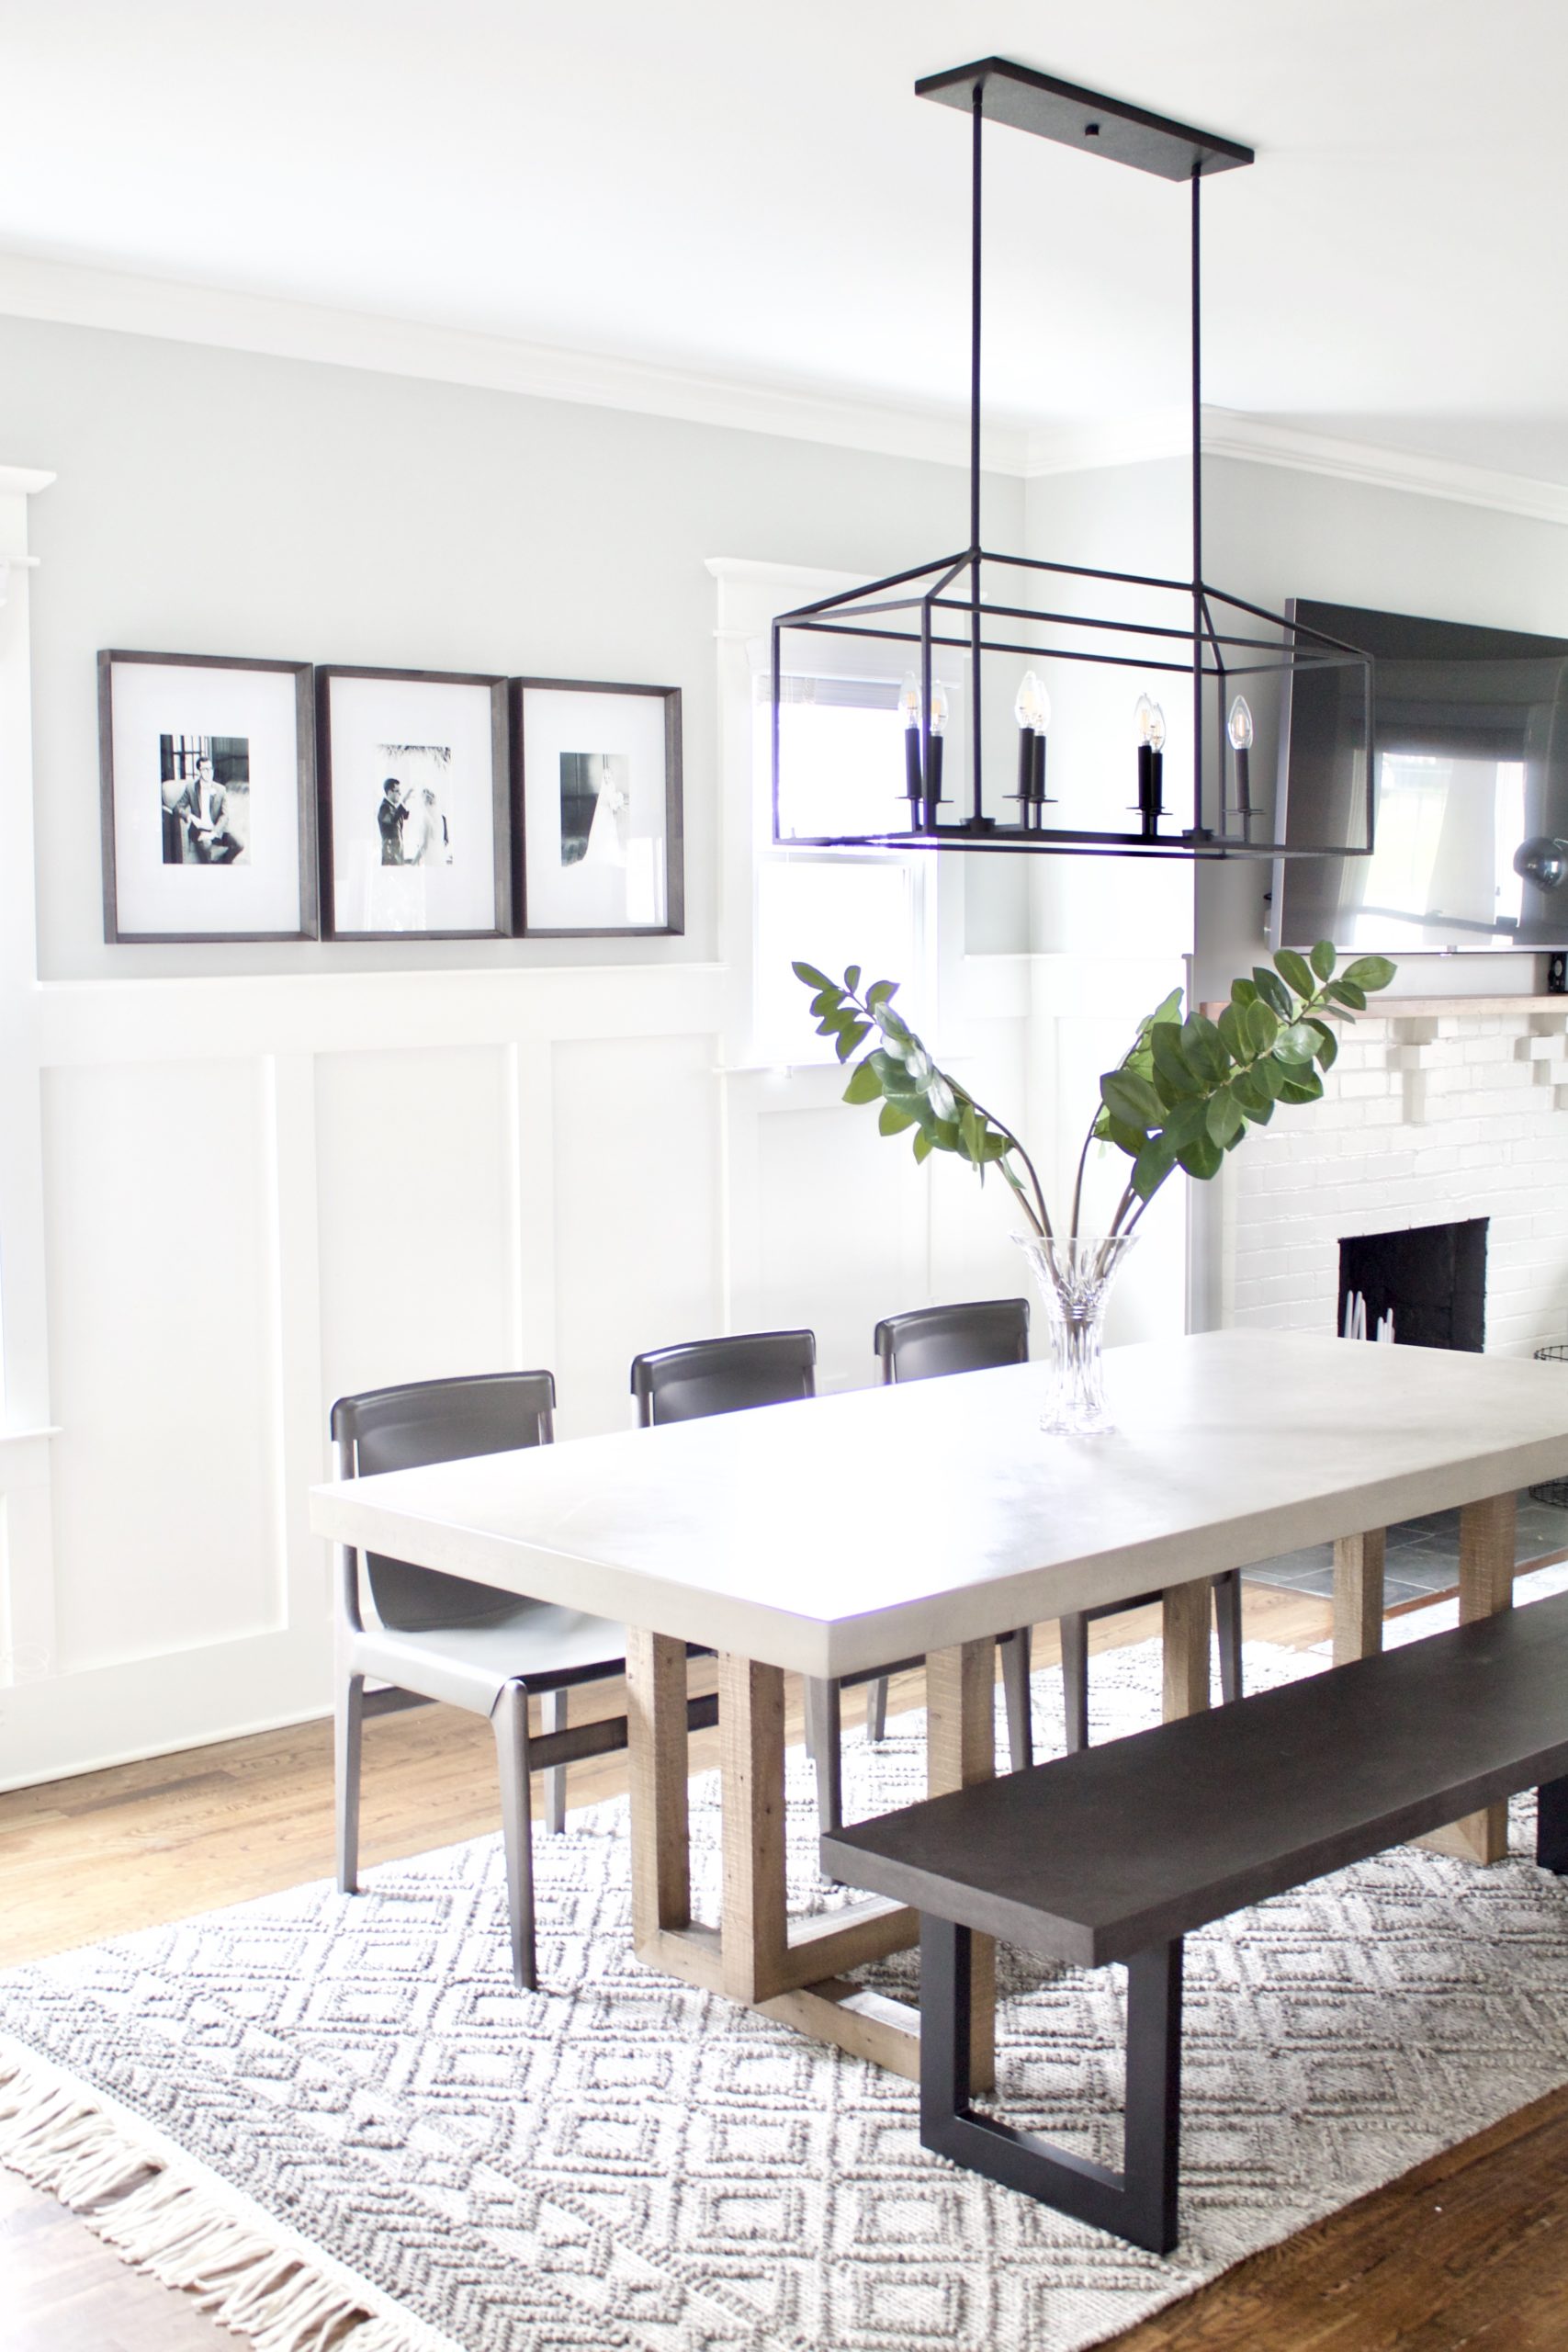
[0,2049,446,2352]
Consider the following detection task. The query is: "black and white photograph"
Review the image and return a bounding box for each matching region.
[513,679,683,936]
[318,667,510,938]
[159,733,250,865]
[98,650,317,940]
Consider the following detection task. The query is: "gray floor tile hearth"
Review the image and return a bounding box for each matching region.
[1244,1491,1568,1607]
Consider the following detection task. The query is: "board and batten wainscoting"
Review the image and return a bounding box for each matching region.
[0,501,1049,1792]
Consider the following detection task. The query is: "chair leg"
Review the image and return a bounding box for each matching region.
[864,1674,889,1743]
[1059,1611,1090,1755]
[806,1675,844,1838]
[543,1687,568,1834]
[334,1669,365,1894]
[999,1627,1032,1772]
[1214,1571,1244,1706]
[492,1679,537,1993]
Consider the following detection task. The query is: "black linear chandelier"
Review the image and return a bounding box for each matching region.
[771,58,1375,860]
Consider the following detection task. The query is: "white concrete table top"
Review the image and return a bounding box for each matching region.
[309,1331,1568,1679]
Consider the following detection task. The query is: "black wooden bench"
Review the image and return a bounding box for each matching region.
[820,1588,1568,2255]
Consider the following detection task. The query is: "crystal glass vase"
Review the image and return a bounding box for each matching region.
[1013,1232,1138,1436]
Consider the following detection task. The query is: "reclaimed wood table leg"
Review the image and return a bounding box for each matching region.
[926,1640,998,2093]
[1162,1581,1213,1722]
[1425,1492,1517,1864]
[1333,1529,1386,1665]
[626,1630,722,1988]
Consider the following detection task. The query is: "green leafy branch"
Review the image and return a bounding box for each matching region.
[794,940,1396,1239]
[792,960,1054,1237]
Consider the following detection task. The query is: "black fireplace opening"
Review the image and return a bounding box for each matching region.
[1337,1217,1488,1351]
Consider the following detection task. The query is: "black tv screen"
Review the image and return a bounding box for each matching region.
[1273,599,1568,954]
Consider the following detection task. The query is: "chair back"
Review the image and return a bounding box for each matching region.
[330,1371,555,1632]
[874,1297,1030,1385]
[630,1329,816,1426]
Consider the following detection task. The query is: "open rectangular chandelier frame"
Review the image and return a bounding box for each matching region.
[770,58,1376,861]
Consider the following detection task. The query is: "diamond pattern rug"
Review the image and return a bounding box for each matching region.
[6,1632,1568,2352]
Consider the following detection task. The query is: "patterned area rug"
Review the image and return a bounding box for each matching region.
[6,1630,1568,2352]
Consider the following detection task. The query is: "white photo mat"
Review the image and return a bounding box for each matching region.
[322,671,504,937]
[102,656,311,939]
[518,683,678,933]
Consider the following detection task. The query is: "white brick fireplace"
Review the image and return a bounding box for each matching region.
[1221,998,1568,1358]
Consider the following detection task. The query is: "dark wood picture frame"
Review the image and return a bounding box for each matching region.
[512,677,684,938]
[98,649,319,943]
[317,665,512,941]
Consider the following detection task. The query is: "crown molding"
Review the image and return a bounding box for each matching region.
[3,250,1564,525]
[0,250,1030,474]
[1024,405,1568,526]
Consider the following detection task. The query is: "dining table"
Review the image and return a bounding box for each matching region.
[308,1329,1568,2086]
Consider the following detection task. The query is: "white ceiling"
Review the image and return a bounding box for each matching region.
[4,0,1567,479]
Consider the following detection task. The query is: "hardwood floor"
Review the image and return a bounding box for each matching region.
[5,1583,1568,2349]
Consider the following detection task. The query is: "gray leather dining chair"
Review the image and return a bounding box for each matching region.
[331,1370,714,1994]
[872,1297,1243,1752]
[628,1326,1029,1840]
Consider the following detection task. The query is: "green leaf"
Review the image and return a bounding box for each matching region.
[1216,1002,1250,1066]
[842,965,861,994]
[1230,977,1258,1008]
[1251,966,1293,1020]
[1132,1137,1176,1202]
[959,1105,986,1162]
[1307,1019,1338,1070]
[865,978,898,1009]
[1274,947,1315,1001]
[842,1060,882,1105]
[834,1019,871,1062]
[793,960,832,989]
[912,1128,933,1164]
[1101,1116,1149,1159]
[1231,1066,1276,1122]
[1274,1022,1321,1065]
[1245,998,1280,1056]
[809,988,843,1018]
[930,1117,961,1153]
[1325,978,1367,1012]
[1143,987,1184,1031]
[1342,955,1395,993]
[1205,1087,1246,1148]
[1309,939,1337,982]
[1250,1054,1288,1100]
[979,1129,1011,1161]
[1180,1014,1231,1085]
[1101,1069,1166,1128]
[1278,1068,1325,1105]
[1176,1132,1224,1182]
[1159,1099,1211,1151]
[878,1098,918,1135]
[1152,1023,1201,1102]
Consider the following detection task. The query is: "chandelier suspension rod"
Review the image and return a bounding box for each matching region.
[1190,160,1205,836]
[968,78,986,827]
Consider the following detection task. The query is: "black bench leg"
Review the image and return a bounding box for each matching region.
[919,1916,1183,2255]
[1539,1775,1568,1873]
[1214,1569,1244,1706]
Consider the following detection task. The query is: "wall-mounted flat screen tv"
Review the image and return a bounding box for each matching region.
[1272,598,1568,954]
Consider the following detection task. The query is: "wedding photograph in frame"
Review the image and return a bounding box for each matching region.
[318,665,511,940]
[97,650,318,942]
[513,678,683,937]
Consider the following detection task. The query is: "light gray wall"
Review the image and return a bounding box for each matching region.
[0,314,1021,980]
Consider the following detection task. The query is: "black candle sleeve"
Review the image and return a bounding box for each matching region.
[923,735,944,827]
[1032,731,1047,818]
[1234,744,1251,818]
[1016,727,1032,807]
[1137,741,1155,831]
[904,726,923,807]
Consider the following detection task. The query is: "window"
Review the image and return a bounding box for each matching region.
[750,672,931,1064]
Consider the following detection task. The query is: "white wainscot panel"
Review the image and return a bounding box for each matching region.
[552,1035,720,1438]
[42,1058,281,1673]
[315,1045,519,1408]
[754,1104,926,1395]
